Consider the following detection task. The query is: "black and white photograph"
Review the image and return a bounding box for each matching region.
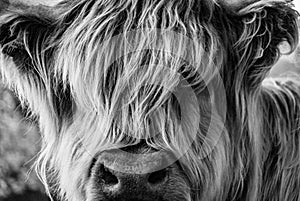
[0,0,300,200]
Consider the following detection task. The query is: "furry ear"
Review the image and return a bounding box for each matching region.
[0,4,54,74]
[233,0,299,89]
[0,5,69,121]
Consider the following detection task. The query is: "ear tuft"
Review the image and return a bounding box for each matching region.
[0,5,54,70]
[234,1,299,88]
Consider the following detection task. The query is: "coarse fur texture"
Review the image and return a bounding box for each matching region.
[0,0,299,201]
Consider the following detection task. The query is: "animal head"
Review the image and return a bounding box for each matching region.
[0,0,298,200]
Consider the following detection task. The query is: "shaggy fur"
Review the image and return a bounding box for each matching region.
[0,0,299,201]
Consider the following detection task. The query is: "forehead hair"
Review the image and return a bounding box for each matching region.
[50,1,223,122]
[28,1,228,161]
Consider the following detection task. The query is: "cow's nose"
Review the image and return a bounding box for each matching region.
[92,148,173,200]
[98,162,168,193]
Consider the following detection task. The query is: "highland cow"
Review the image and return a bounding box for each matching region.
[0,0,299,201]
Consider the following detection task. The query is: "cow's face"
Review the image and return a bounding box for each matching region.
[0,0,298,200]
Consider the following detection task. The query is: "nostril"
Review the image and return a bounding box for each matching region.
[99,164,119,186]
[148,168,168,185]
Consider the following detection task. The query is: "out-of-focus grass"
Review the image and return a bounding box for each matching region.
[0,84,49,201]
[270,57,300,77]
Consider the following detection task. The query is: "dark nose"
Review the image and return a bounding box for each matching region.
[99,162,168,191]
[92,149,173,200]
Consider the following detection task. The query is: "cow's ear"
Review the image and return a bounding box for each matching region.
[232,0,299,88]
[0,4,54,72]
[0,5,63,121]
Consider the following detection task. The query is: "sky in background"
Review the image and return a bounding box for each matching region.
[295,1,300,14]
[295,1,300,11]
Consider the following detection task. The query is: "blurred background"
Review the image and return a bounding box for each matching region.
[0,0,299,201]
